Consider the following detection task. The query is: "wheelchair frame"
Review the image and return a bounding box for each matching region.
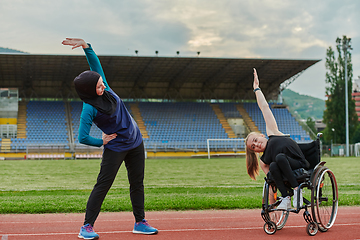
[260,133,339,236]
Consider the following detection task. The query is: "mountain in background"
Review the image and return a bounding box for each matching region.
[0,47,27,53]
[281,89,325,120]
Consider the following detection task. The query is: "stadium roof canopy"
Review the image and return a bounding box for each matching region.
[0,53,320,101]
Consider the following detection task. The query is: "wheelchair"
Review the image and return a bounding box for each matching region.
[261,133,338,236]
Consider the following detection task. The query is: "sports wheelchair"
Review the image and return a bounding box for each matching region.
[261,133,338,236]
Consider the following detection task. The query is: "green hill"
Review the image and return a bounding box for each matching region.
[0,47,27,53]
[281,89,325,120]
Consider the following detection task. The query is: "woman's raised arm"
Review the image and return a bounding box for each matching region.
[253,68,282,136]
[62,38,109,90]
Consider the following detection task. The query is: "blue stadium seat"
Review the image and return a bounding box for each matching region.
[25,101,69,148]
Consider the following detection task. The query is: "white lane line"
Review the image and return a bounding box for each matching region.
[3,222,360,236]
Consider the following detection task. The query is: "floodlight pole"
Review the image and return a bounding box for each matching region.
[341,38,351,157]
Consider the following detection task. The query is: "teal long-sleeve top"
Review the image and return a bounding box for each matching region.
[78,44,142,152]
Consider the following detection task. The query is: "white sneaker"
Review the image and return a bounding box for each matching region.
[293,188,303,208]
[277,196,291,210]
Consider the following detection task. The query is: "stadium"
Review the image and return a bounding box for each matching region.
[2,1,360,238]
[0,52,319,160]
[2,50,360,239]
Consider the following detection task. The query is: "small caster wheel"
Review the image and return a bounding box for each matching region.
[306,222,318,236]
[264,221,277,235]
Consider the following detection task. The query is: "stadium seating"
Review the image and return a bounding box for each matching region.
[243,102,311,142]
[6,100,310,154]
[139,102,242,150]
[218,103,242,118]
[11,101,69,151]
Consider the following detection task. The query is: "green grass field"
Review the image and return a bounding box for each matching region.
[0,157,359,214]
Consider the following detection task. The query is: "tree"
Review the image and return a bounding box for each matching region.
[352,125,360,143]
[322,36,358,144]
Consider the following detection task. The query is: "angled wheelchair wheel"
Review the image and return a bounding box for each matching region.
[270,211,289,230]
[312,168,338,230]
[262,182,289,230]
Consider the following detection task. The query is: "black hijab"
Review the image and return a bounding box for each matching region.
[74,70,116,115]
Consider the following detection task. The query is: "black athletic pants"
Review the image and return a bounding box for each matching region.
[269,153,305,197]
[84,141,145,226]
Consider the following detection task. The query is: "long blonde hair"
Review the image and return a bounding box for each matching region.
[245,132,260,180]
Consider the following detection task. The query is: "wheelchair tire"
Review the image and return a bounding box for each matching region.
[306,222,318,236]
[318,225,328,232]
[263,221,277,235]
[312,168,338,230]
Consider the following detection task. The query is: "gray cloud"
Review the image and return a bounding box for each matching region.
[0,0,359,99]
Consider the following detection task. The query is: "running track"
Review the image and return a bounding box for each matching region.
[1,207,360,240]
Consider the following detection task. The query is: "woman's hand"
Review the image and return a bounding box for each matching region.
[102,132,117,145]
[62,38,89,49]
[253,68,260,90]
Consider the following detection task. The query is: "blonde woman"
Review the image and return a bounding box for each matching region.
[245,69,310,210]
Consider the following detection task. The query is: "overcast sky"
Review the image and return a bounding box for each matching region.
[1,0,359,100]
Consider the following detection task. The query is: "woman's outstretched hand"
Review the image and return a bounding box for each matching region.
[62,38,89,49]
[253,68,260,90]
[102,132,117,145]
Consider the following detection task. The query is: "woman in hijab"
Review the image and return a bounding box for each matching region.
[62,38,158,240]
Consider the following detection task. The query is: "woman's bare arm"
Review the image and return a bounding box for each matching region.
[253,68,282,136]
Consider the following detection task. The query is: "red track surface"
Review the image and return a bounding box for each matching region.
[1,207,360,240]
